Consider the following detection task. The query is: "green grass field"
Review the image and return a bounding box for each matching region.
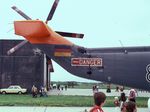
[0,94,148,107]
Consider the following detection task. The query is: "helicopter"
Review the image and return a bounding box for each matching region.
[7,0,150,92]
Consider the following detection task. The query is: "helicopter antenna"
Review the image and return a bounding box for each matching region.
[119,40,128,54]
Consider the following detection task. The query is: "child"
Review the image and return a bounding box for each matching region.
[114,97,120,107]
[90,92,106,112]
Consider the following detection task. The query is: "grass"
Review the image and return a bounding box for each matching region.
[0,94,148,107]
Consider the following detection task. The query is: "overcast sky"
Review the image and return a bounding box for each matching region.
[1,0,150,82]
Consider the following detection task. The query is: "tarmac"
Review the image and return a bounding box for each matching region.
[0,106,148,112]
[48,88,150,97]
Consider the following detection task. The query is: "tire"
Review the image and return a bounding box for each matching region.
[2,91,6,94]
[18,91,22,94]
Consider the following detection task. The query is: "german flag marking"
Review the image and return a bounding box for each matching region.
[54,48,71,57]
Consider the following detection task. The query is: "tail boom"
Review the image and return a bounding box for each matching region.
[14,20,73,46]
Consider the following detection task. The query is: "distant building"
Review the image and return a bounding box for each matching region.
[0,39,51,92]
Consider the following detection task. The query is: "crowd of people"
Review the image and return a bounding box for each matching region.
[91,84,139,112]
[90,89,137,112]
[50,84,68,91]
[31,85,48,98]
[114,88,137,112]
[31,84,143,112]
[31,84,68,97]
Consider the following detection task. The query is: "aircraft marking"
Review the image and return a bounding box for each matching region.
[71,58,102,66]
[54,47,71,57]
[146,64,150,83]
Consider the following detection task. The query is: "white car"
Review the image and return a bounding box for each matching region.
[0,85,27,94]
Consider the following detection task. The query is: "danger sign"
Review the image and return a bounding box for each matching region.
[71,58,102,66]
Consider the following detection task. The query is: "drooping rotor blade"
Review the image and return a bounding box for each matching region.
[46,0,60,22]
[48,59,54,72]
[12,6,32,20]
[56,31,84,39]
[7,40,28,55]
[11,6,30,54]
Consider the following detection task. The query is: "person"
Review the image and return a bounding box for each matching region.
[119,87,126,111]
[92,85,95,92]
[93,85,98,93]
[65,85,67,91]
[57,84,60,90]
[128,89,137,102]
[96,85,99,92]
[43,87,48,97]
[114,97,120,112]
[114,96,120,107]
[106,84,111,93]
[116,86,119,92]
[121,101,137,112]
[119,92,126,103]
[31,85,38,98]
[119,91,127,111]
[120,86,124,92]
[90,92,106,112]
[120,86,125,92]
[39,86,44,97]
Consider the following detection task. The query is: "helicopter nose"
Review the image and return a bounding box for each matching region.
[14,20,50,38]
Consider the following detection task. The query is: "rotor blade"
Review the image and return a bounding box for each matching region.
[56,31,84,39]
[7,40,28,55]
[12,6,32,20]
[48,59,54,72]
[46,0,60,21]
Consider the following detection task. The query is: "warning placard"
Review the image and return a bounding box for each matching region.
[71,58,102,66]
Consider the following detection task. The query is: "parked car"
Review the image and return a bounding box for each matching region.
[0,85,27,94]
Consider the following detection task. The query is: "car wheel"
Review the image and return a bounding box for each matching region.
[2,91,6,94]
[18,91,22,94]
